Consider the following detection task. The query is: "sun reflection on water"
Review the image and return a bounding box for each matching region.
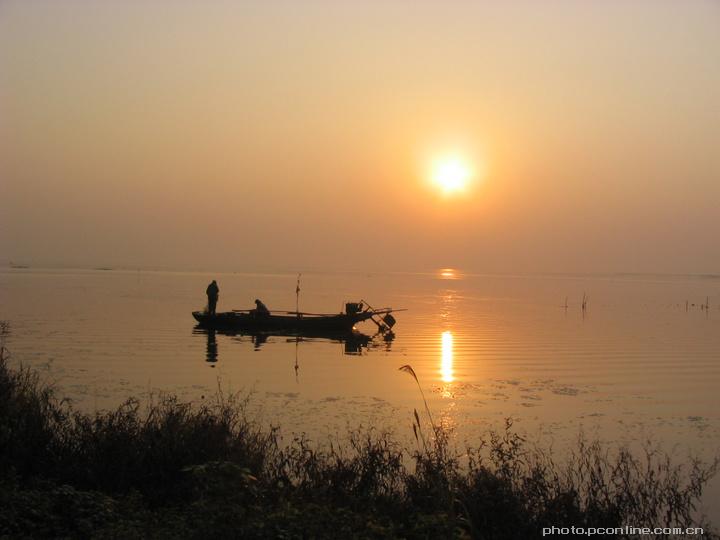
[438,268,458,279]
[441,330,454,383]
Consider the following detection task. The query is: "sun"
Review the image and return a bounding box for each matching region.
[431,157,472,195]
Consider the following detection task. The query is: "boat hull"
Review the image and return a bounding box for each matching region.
[193,326,374,355]
[192,310,374,333]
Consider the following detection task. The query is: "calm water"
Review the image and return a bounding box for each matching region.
[1,268,719,517]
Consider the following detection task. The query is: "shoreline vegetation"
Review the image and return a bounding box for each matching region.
[0,323,717,539]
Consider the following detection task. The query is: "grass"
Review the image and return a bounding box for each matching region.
[0,322,717,539]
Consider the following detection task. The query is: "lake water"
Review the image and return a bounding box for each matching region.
[1,268,719,519]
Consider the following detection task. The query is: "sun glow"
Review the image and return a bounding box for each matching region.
[432,157,472,195]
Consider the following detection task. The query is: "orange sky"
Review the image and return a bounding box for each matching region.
[1,1,719,273]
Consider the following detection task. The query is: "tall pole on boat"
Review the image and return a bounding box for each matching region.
[296,273,301,315]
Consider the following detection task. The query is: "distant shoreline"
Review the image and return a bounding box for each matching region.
[3,263,720,283]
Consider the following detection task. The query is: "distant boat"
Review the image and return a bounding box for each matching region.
[192,302,400,334]
[8,262,29,269]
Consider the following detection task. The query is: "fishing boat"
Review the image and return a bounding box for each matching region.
[192,301,400,334]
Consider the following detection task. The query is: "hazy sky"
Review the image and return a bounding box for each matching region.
[1,1,719,273]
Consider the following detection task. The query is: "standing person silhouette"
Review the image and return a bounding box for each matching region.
[206,280,219,315]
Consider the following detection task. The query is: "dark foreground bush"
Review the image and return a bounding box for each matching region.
[0,325,717,539]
